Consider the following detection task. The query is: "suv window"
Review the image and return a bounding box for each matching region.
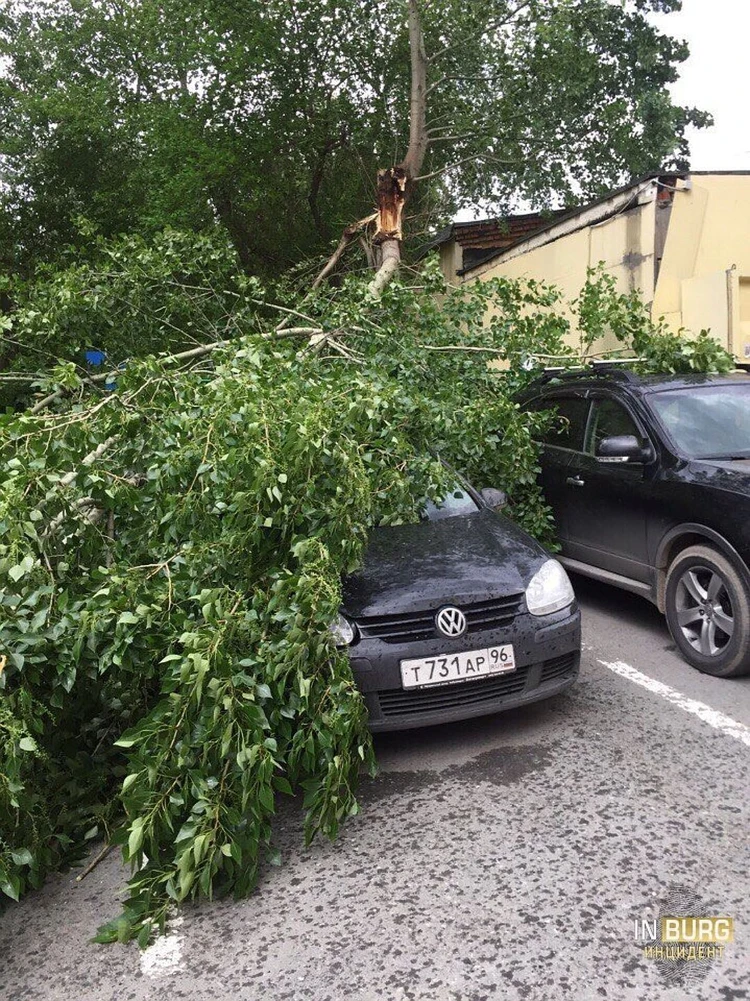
[649,384,750,459]
[586,398,642,455]
[530,396,590,451]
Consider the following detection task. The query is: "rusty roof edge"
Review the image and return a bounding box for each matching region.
[422,209,564,247]
[458,170,689,277]
[452,208,565,231]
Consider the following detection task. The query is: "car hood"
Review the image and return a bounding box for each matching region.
[341,508,547,618]
[689,458,750,496]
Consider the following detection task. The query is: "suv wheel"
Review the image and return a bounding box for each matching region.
[665,545,750,677]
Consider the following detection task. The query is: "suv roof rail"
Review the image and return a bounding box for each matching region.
[536,360,644,385]
[590,357,646,368]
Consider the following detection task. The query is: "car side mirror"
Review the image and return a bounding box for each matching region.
[597,435,653,463]
[481,487,508,509]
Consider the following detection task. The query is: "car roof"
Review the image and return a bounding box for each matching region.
[521,368,750,398]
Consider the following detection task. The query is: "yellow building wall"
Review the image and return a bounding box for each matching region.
[471,199,657,354]
[462,175,750,362]
[653,175,750,359]
[439,241,463,284]
[680,270,730,345]
[739,278,750,357]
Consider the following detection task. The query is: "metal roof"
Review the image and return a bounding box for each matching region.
[457,171,689,276]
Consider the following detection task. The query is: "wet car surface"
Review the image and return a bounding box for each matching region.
[338,485,581,730]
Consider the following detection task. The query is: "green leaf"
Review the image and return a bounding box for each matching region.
[1,875,21,901]
[137,923,153,949]
[273,776,293,796]
[128,820,145,858]
[174,823,197,844]
[258,784,275,814]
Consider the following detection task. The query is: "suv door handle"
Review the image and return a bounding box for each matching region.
[566,476,585,487]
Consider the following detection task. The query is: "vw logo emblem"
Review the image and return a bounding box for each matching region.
[436,606,467,638]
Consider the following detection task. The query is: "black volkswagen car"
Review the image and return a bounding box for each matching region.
[518,368,750,678]
[331,482,581,731]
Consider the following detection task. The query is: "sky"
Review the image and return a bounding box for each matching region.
[650,0,750,171]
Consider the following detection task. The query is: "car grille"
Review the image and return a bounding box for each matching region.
[377,667,531,719]
[375,653,577,721]
[355,594,524,644]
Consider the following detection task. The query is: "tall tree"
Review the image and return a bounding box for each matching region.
[0,0,707,279]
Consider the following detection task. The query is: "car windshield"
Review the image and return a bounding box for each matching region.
[421,484,480,521]
[649,384,750,459]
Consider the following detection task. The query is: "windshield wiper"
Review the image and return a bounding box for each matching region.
[699,454,750,461]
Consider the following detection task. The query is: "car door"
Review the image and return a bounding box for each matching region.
[526,392,591,542]
[564,393,653,581]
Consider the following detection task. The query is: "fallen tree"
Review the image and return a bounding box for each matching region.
[0,257,733,941]
[0,0,729,946]
[0,264,558,940]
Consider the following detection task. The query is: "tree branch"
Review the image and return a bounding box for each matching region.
[430,1,533,62]
[29,342,234,415]
[417,344,502,353]
[358,234,375,270]
[308,131,347,238]
[426,133,483,145]
[414,153,514,183]
[28,308,328,414]
[426,72,508,97]
[310,213,377,290]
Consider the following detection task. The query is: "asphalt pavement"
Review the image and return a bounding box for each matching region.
[2,576,749,1001]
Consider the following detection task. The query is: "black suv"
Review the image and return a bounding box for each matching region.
[517,368,750,678]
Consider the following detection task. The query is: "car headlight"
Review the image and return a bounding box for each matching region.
[329,612,356,647]
[525,559,575,616]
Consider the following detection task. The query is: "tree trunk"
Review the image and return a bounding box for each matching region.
[368,0,428,296]
[211,184,256,274]
[314,1,429,298]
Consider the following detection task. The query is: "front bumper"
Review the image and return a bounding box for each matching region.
[348,604,581,732]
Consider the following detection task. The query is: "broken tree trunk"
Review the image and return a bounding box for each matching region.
[307,1,429,299]
[373,166,408,245]
[310,1,429,298]
[369,167,408,296]
[367,0,428,297]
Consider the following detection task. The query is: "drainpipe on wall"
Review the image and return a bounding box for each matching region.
[727,265,737,359]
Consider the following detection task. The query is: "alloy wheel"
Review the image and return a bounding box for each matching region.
[674,564,734,657]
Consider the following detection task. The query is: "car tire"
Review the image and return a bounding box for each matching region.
[664,545,750,678]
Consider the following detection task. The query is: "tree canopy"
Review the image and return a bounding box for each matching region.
[1,0,708,278]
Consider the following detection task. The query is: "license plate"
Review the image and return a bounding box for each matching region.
[400,644,516,690]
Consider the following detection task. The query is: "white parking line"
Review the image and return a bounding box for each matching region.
[140,915,185,976]
[598,659,750,749]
